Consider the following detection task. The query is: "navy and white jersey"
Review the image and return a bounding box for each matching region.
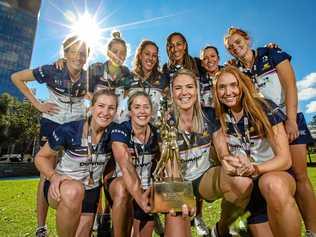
[235,47,291,112]
[176,108,220,181]
[122,73,165,123]
[225,100,286,164]
[48,120,114,189]
[88,61,132,123]
[110,120,160,189]
[32,64,87,124]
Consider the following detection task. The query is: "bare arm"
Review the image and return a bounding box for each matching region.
[35,143,71,201]
[112,141,150,212]
[276,60,299,142]
[11,70,59,114]
[255,123,292,174]
[212,128,242,175]
[34,142,58,179]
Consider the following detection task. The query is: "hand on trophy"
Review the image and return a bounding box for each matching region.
[169,204,196,218]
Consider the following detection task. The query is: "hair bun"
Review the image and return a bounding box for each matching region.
[112,31,121,39]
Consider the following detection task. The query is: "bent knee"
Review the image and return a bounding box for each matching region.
[110,179,131,204]
[230,176,253,195]
[259,174,294,210]
[60,181,84,205]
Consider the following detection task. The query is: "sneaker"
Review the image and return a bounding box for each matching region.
[153,214,164,236]
[35,226,48,237]
[306,230,316,237]
[194,216,209,236]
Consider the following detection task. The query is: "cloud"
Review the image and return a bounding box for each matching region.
[298,72,316,101]
[297,72,316,90]
[298,88,316,101]
[306,100,316,113]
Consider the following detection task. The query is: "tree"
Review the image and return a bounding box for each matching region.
[310,115,316,126]
[0,93,40,153]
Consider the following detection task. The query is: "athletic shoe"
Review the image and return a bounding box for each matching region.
[194,216,209,236]
[35,226,48,237]
[306,230,316,237]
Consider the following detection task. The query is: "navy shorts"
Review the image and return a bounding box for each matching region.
[44,180,101,213]
[246,178,267,224]
[247,169,295,224]
[39,117,61,147]
[290,112,314,145]
[133,200,154,221]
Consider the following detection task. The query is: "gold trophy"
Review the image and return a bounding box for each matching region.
[151,98,196,213]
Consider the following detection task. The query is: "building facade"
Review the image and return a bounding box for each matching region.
[0,0,41,100]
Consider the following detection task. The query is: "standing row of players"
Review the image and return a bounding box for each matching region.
[11,28,315,237]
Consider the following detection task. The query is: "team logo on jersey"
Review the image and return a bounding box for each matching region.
[263,63,271,71]
[262,56,269,63]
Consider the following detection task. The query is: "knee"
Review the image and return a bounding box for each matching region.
[231,176,253,197]
[110,181,131,206]
[259,175,294,212]
[61,181,84,208]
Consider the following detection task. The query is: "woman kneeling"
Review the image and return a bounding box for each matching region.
[35,89,118,237]
[214,66,300,237]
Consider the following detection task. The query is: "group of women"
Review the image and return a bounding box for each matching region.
[11,27,315,237]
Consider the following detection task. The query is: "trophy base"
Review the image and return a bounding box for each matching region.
[151,180,196,213]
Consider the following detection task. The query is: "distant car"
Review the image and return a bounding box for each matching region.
[0,154,23,162]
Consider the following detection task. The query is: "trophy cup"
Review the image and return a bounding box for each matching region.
[151,98,196,213]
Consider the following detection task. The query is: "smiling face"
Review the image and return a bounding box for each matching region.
[64,42,88,72]
[168,34,186,65]
[90,94,117,129]
[227,33,250,59]
[140,44,158,74]
[107,41,127,66]
[201,47,220,74]
[216,72,242,110]
[129,95,152,128]
[172,74,197,111]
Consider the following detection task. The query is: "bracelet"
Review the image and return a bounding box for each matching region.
[47,172,57,181]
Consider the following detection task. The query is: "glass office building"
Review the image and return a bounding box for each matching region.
[0,0,41,100]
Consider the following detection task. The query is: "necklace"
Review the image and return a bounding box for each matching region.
[86,121,103,187]
[131,125,150,183]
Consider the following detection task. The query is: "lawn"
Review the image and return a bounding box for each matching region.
[0,157,316,237]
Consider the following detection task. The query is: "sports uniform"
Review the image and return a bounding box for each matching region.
[235,47,313,145]
[125,73,165,123]
[110,120,160,220]
[89,61,133,123]
[224,99,288,224]
[173,108,220,197]
[32,64,87,145]
[43,120,115,213]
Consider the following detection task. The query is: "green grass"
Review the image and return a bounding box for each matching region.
[0,164,316,236]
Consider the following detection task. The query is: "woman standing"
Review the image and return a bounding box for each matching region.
[34,89,118,237]
[224,27,316,236]
[162,32,199,89]
[56,31,132,122]
[126,40,165,124]
[164,69,253,237]
[109,91,160,237]
[11,35,89,237]
[199,45,222,108]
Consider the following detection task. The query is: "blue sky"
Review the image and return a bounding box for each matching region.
[30,0,316,122]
